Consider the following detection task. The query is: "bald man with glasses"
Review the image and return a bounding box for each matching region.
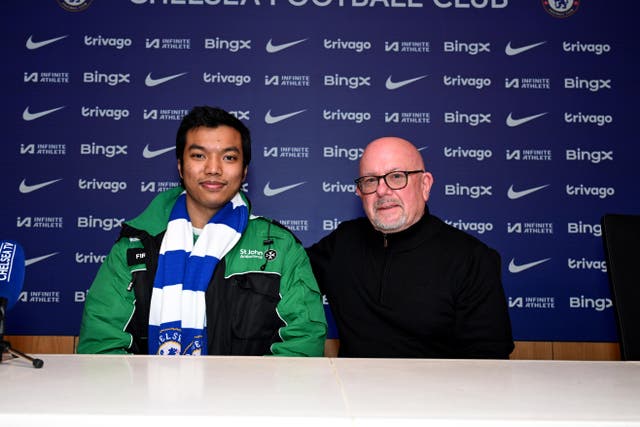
[307,137,514,359]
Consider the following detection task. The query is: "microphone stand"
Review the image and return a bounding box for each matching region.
[1,339,44,368]
[0,297,44,368]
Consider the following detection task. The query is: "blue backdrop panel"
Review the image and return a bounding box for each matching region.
[1,0,638,342]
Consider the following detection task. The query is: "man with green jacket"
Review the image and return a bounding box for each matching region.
[78,106,327,356]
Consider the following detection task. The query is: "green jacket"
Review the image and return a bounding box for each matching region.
[78,187,327,356]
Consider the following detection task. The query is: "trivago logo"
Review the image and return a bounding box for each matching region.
[203,72,251,86]
[443,146,492,161]
[563,41,611,55]
[565,184,615,199]
[81,106,130,120]
[567,257,607,272]
[322,181,357,193]
[564,112,613,126]
[445,219,493,234]
[443,75,491,89]
[78,178,127,193]
[75,252,107,264]
[323,38,372,52]
[323,109,371,123]
[84,35,132,49]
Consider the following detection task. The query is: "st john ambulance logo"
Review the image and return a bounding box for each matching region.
[264,249,277,262]
[542,0,580,18]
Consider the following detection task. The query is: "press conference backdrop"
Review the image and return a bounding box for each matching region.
[1,0,638,341]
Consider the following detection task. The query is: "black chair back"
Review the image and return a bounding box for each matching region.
[601,214,640,360]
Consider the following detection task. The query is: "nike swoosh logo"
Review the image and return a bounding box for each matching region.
[264,109,306,124]
[507,184,549,200]
[265,38,307,53]
[505,41,546,56]
[506,112,547,127]
[263,181,306,197]
[26,34,68,50]
[23,106,65,121]
[19,178,63,194]
[385,75,428,90]
[145,72,187,87]
[418,146,428,151]
[25,252,59,267]
[508,258,550,273]
[143,144,175,159]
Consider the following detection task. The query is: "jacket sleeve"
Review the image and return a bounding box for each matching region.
[453,245,515,359]
[77,238,138,354]
[270,239,328,357]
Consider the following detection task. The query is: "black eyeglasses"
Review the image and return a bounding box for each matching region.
[354,170,424,194]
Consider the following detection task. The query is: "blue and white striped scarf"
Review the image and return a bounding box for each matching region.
[148,191,248,355]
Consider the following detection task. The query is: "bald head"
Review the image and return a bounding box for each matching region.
[356,136,434,233]
[359,137,425,177]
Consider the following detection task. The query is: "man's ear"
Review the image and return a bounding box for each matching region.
[422,171,434,202]
[177,159,183,179]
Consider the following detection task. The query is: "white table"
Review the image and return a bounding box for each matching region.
[1,355,639,426]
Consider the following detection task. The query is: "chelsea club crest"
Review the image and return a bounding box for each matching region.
[57,0,94,12]
[542,0,580,18]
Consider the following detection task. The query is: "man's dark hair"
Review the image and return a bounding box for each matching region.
[176,106,251,167]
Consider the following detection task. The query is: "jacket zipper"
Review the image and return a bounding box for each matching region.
[379,233,390,302]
